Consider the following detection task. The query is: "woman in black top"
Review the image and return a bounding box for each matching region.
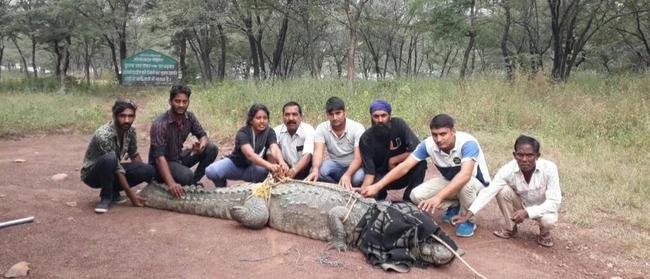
[206,104,288,187]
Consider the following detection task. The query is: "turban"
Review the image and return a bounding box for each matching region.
[369,99,392,114]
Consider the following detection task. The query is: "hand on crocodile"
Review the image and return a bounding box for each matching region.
[131,195,147,207]
[338,175,353,191]
[418,197,441,215]
[168,183,185,199]
[327,240,348,252]
[304,171,319,182]
[357,184,380,198]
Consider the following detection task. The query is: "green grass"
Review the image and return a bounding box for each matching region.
[0,80,161,136]
[2,75,650,259]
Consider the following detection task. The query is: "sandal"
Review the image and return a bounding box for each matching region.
[536,233,554,247]
[493,229,517,239]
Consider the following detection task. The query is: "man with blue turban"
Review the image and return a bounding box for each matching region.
[356,99,426,201]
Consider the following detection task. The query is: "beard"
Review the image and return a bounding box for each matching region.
[372,124,391,141]
[118,122,132,131]
[172,107,186,115]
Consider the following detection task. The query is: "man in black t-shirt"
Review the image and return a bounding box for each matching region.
[356,100,426,201]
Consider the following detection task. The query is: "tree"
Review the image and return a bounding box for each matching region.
[0,0,10,80]
[344,0,371,81]
[74,0,143,83]
[548,0,624,82]
[500,0,515,80]
[613,0,650,69]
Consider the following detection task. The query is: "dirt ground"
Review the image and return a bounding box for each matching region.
[1,120,648,278]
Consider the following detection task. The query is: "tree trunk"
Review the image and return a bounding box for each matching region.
[63,35,71,78]
[633,8,650,60]
[243,14,260,79]
[117,2,129,84]
[306,19,319,78]
[104,35,121,83]
[447,48,459,77]
[459,0,476,79]
[174,31,189,83]
[12,37,30,79]
[345,0,370,81]
[255,15,267,79]
[54,40,62,78]
[440,48,452,78]
[500,0,515,80]
[83,40,92,85]
[361,32,381,79]
[0,38,4,80]
[217,24,226,81]
[187,39,205,81]
[30,36,37,78]
[271,0,292,77]
[346,25,357,81]
[59,38,69,87]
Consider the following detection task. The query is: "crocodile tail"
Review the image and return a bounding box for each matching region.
[139,182,254,219]
[230,196,269,229]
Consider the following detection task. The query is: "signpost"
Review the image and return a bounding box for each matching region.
[122,49,179,86]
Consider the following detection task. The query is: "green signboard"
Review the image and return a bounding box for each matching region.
[122,49,178,86]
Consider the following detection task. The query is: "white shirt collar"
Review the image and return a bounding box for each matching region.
[280,122,304,136]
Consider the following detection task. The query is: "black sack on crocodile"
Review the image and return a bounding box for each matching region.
[354,201,459,272]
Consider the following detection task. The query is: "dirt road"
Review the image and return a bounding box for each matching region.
[0,132,647,278]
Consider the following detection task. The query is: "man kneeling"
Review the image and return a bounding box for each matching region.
[80,99,154,214]
[452,135,561,247]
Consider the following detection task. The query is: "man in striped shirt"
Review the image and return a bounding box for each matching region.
[149,85,218,198]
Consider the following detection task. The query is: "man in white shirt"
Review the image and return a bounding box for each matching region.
[305,96,365,189]
[273,102,315,179]
[363,114,490,237]
[452,135,561,247]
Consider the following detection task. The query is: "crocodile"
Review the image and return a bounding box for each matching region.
[138,179,459,268]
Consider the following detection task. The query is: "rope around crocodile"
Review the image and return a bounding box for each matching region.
[245,175,486,278]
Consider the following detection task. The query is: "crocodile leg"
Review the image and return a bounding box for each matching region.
[230,196,269,229]
[326,206,349,252]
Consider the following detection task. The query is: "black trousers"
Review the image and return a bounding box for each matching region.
[372,160,427,201]
[154,143,218,186]
[82,152,155,200]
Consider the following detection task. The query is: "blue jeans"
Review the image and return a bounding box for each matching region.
[205,158,268,187]
[319,159,364,186]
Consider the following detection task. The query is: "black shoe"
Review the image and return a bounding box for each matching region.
[112,194,128,204]
[94,199,111,214]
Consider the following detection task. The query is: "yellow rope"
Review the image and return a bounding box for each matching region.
[248,173,290,205]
